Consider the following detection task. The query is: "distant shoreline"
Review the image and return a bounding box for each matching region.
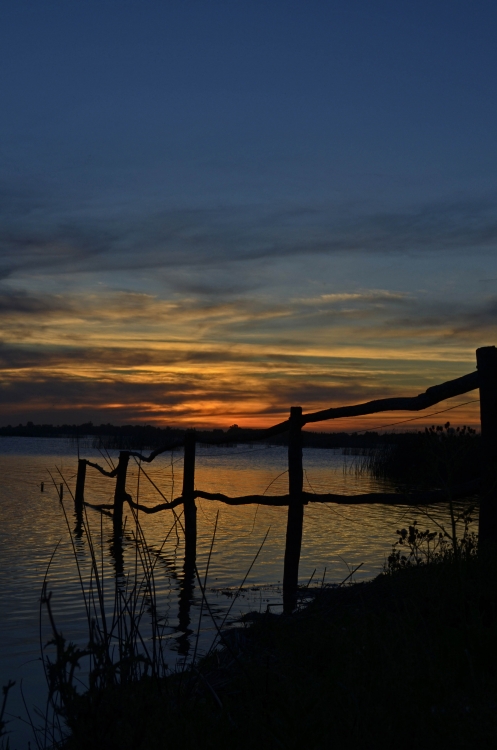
[0,421,416,450]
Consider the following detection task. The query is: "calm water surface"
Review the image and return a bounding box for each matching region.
[0,436,454,747]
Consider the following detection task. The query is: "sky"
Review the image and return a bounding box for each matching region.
[1,0,497,431]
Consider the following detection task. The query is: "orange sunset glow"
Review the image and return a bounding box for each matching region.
[0,283,487,430]
[1,2,497,432]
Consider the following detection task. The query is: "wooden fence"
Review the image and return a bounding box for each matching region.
[71,345,497,613]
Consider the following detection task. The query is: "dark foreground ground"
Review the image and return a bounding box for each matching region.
[57,553,497,750]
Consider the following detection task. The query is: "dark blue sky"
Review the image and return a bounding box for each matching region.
[3,1,497,207]
[1,1,496,427]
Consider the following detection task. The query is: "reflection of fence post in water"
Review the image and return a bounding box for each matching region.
[283,406,304,614]
[178,430,197,654]
[477,346,497,548]
[74,458,86,535]
[113,451,129,539]
[110,452,129,579]
[182,430,197,567]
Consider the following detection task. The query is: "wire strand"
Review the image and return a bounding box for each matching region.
[342,398,480,434]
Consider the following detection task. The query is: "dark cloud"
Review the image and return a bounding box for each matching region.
[258,380,398,416]
[1,187,497,281]
[0,369,394,427]
[131,195,497,266]
[383,296,497,337]
[0,288,71,316]
[0,377,195,407]
[0,342,264,371]
[164,271,252,297]
[0,370,251,422]
[454,297,497,332]
[359,197,497,252]
[0,333,481,428]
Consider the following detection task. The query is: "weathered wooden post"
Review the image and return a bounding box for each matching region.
[74,459,86,519]
[113,451,130,538]
[477,346,497,550]
[283,406,304,614]
[182,429,197,567]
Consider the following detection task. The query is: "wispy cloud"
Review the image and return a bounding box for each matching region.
[2,189,497,281]
[0,184,494,428]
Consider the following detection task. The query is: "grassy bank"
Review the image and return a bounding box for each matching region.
[57,550,497,750]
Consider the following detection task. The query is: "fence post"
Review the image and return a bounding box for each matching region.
[75,459,86,518]
[113,451,129,538]
[476,346,497,550]
[283,406,304,613]
[182,429,197,567]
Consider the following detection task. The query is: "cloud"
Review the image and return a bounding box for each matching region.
[294,290,410,308]
[1,182,494,429]
[0,366,386,426]
[0,340,275,372]
[377,296,497,337]
[1,282,495,360]
[0,348,480,429]
[1,187,497,282]
[0,287,291,341]
[0,288,71,316]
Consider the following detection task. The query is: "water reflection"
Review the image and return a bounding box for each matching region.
[73,516,84,539]
[109,533,124,580]
[177,564,195,657]
[0,437,478,748]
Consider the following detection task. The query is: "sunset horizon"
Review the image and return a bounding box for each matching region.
[1,1,495,434]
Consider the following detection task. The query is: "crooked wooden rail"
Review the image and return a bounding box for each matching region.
[73,346,497,613]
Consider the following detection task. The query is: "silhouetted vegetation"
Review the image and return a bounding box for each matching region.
[0,421,186,446]
[0,680,15,749]
[362,423,481,489]
[52,553,497,750]
[33,495,496,750]
[0,418,434,451]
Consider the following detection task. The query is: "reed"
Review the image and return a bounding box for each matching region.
[357,423,481,488]
[0,680,15,749]
[37,465,272,750]
[51,547,497,750]
[38,468,182,748]
[53,430,495,750]
[30,422,495,749]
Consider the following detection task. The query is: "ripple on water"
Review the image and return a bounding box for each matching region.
[0,437,472,747]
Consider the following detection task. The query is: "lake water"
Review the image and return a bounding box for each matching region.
[0,436,463,748]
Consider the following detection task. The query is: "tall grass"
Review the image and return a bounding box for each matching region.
[38,467,183,748]
[0,681,15,749]
[354,423,480,488]
[29,432,496,749]
[52,533,497,750]
[37,463,272,750]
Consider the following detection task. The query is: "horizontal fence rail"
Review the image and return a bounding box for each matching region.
[302,370,480,425]
[70,346,497,613]
[83,479,481,515]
